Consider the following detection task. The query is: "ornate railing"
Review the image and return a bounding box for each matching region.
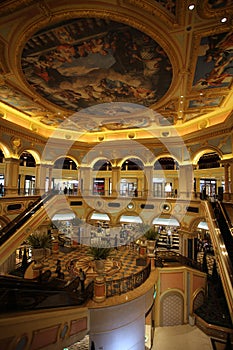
[0,274,94,314]
[154,250,203,271]
[106,261,151,297]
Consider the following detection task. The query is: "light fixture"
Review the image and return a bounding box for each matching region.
[188,4,195,10]
[220,17,227,23]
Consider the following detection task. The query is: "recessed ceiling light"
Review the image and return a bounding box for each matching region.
[188,4,195,10]
[221,17,227,23]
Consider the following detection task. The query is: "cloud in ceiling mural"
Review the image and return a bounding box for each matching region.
[21,18,173,112]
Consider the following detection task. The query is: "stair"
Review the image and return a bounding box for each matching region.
[156,228,180,252]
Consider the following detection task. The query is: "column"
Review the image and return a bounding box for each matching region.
[137,176,143,197]
[93,276,106,303]
[143,166,153,197]
[230,162,233,194]
[35,164,47,194]
[79,166,91,196]
[19,174,25,195]
[4,157,20,196]
[224,163,230,193]
[105,176,110,196]
[47,165,53,192]
[195,177,200,197]
[111,166,121,197]
[178,164,193,199]
[89,294,147,350]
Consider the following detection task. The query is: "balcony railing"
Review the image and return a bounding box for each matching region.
[106,261,151,297]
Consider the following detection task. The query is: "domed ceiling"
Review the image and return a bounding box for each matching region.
[0,0,232,137]
[21,18,172,112]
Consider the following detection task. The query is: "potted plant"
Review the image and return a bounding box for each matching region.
[144,227,159,241]
[87,244,113,274]
[144,227,159,257]
[27,231,52,264]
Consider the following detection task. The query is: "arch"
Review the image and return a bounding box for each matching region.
[19,149,41,164]
[19,151,36,167]
[189,217,208,232]
[52,155,79,167]
[0,142,12,158]
[118,212,143,224]
[160,290,184,326]
[154,155,180,170]
[92,159,112,171]
[193,288,205,313]
[121,157,145,170]
[51,211,76,221]
[152,214,180,227]
[154,153,181,165]
[88,211,111,221]
[192,147,222,165]
[54,156,78,170]
[88,157,112,168]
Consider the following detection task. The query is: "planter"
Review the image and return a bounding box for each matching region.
[146,240,155,257]
[139,243,147,256]
[95,260,105,275]
[31,248,45,269]
[93,275,106,303]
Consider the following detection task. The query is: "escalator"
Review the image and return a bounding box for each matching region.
[0,193,93,349]
[0,192,68,266]
[204,201,233,323]
[0,192,53,246]
[0,274,94,314]
[215,202,233,265]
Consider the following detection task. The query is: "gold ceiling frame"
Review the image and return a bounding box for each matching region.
[0,0,232,144]
[6,2,183,142]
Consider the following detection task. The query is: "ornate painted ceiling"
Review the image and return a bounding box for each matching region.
[0,0,232,139]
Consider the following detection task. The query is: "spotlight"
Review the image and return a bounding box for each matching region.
[188,4,195,10]
[221,17,227,23]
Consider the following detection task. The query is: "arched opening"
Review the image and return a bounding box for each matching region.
[120,158,144,197]
[53,157,78,194]
[197,152,220,169]
[93,160,112,171]
[54,157,77,170]
[19,151,36,195]
[121,158,144,170]
[152,216,180,251]
[19,151,36,167]
[92,160,112,196]
[154,157,179,170]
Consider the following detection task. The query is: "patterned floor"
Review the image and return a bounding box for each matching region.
[67,336,89,350]
[42,244,144,284]
[197,251,215,275]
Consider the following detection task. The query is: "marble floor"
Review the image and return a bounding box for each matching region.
[152,325,213,350]
[67,325,214,350]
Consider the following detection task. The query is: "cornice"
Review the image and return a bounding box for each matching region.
[0,0,40,17]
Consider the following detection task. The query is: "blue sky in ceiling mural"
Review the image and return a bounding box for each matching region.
[21,18,173,112]
[192,31,233,90]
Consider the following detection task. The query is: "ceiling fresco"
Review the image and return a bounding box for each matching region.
[0,0,232,134]
[21,18,173,113]
[192,31,233,90]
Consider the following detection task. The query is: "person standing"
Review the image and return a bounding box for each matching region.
[79,268,86,291]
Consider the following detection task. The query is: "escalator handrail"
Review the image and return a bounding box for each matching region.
[219,201,233,239]
[215,201,233,262]
[0,191,55,245]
